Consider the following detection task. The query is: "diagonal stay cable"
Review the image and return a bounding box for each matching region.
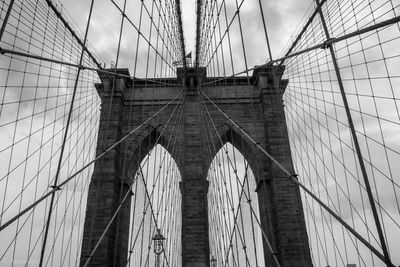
[199,91,280,267]
[108,0,178,72]
[0,90,183,233]
[222,163,251,266]
[39,0,96,264]
[0,49,180,87]
[43,0,102,69]
[0,0,16,41]
[201,13,400,87]
[124,121,183,266]
[200,103,252,266]
[315,0,391,265]
[175,0,187,69]
[198,88,395,267]
[125,112,183,266]
[82,92,184,267]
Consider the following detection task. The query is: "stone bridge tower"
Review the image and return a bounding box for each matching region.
[80,65,312,267]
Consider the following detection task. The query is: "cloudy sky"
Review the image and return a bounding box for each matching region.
[55,0,313,77]
[1,0,400,266]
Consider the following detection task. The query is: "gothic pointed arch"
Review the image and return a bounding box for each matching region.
[207,125,269,183]
[122,127,183,183]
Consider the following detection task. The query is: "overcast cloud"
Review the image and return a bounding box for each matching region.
[1,0,400,266]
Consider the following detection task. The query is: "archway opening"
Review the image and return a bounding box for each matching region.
[126,144,182,266]
[207,142,265,266]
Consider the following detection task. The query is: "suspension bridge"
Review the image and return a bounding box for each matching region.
[0,0,400,266]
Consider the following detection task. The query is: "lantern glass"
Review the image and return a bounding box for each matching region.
[152,229,165,255]
[210,255,217,267]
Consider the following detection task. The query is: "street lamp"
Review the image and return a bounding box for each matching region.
[210,255,217,267]
[152,228,165,267]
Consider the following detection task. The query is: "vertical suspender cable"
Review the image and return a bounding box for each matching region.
[0,0,15,41]
[38,1,96,265]
[314,1,392,266]
[110,0,128,265]
[175,0,187,69]
[199,88,394,267]
[256,0,273,61]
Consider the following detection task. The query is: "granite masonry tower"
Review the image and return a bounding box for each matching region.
[80,65,312,267]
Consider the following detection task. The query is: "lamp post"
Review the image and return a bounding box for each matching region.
[210,255,217,267]
[152,228,165,267]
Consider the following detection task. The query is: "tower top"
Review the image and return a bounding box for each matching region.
[176,67,207,89]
